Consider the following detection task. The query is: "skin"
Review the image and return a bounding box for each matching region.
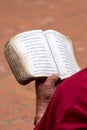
[35,74,59,124]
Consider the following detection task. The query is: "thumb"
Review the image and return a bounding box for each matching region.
[45,74,59,87]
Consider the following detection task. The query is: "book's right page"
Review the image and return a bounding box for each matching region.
[44,30,80,79]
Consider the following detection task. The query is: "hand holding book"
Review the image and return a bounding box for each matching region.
[4,29,80,85]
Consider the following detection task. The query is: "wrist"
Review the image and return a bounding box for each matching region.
[34,100,47,125]
[36,100,47,115]
[34,114,42,125]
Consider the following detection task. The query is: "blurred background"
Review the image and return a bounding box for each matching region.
[0,0,87,129]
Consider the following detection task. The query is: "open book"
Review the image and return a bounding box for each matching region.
[4,29,80,85]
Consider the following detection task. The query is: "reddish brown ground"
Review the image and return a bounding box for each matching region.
[0,0,87,129]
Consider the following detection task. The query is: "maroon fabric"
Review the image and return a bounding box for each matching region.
[34,68,87,130]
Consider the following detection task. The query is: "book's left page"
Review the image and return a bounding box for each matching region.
[4,30,57,84]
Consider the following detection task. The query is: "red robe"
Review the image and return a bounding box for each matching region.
[34,68,87,130]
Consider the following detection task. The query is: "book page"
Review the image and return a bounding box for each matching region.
[11,30,57,77]
[44,30,80,79]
